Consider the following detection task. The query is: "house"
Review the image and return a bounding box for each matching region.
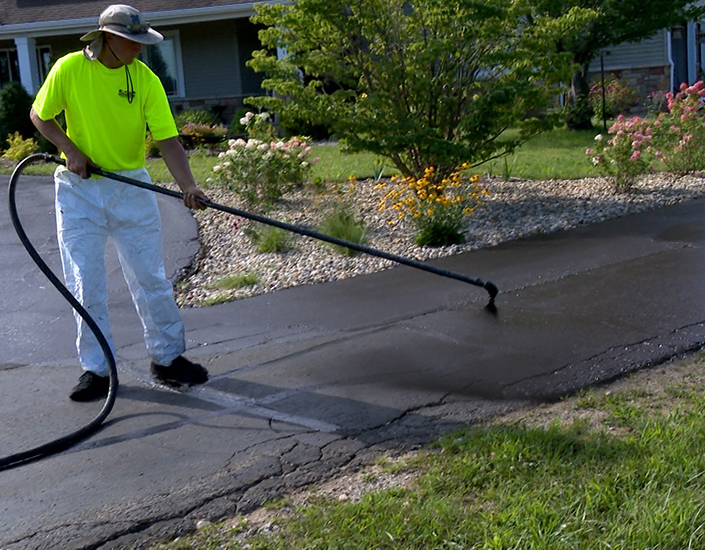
[588,21,705,102]
[0,1,270,121]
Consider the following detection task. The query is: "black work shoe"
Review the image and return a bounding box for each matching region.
[70,371,110,402]
[150,356,208,388]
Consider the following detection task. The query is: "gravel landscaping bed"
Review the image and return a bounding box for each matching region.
[175,172,705,308]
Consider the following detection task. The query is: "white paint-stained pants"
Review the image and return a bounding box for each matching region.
[54,166,185,376]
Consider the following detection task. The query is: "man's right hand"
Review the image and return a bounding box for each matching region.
[30,109,99,179]
[65,147,100,179]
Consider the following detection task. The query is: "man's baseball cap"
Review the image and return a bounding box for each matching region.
[80,4,163,45]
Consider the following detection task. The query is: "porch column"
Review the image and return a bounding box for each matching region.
[14,36,40,95]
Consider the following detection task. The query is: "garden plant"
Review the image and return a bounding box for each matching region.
[208,111,319,208]
[588,81,705,191]
[247,0,593,182]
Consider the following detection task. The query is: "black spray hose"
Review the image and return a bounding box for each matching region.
[1,152,498,470]
[1,154,118,471]
[49,153,499,307]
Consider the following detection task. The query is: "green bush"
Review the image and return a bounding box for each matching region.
[145,132,161,158]
[247,0,591,181]
[0,82,35,148]
[2,131,37,162]
[174,109,220,127]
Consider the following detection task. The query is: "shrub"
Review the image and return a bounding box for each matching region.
[174,109,220,127]
[318,206,368,256]
[2,131,37,162]
[239,111,277,141]
[145,132,161,158]
[229,107,250,137]
[652,81,705,174]
[587,81,705,191]
[209,135,319,208]
[247,0,591,182]
[0,82,35,148]
[378,164,486,247]
[587,116,652,192]
[589,77,638,119]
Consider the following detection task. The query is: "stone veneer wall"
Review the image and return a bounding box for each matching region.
[587,65,671,114]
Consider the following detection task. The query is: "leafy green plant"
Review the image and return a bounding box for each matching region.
[145,132,161,158]
[319,206,368,256]
[2,132,37,162]
[247,0,591,181]
[245,225,292,253]
[0,81,35,148]
[174,109,220,127]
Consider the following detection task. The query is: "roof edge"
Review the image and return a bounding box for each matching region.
[0,4,259,40]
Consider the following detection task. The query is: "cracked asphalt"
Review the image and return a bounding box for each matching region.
[2,174,705,549]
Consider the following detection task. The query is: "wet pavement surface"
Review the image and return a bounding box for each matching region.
[1,174,705,549]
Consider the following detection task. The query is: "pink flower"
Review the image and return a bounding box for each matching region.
[630,151,641,161]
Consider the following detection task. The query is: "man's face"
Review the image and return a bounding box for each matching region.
[105,33,142,65]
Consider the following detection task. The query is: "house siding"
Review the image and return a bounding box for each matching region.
[587,31,672,106]
[589,32,670,72]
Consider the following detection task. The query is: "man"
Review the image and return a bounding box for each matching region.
[31,4,210,401]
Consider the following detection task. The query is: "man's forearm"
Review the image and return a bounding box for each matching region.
[157,136,208,209]
[30,108,94,178]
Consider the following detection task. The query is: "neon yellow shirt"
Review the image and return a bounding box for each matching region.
[33,51,177,172]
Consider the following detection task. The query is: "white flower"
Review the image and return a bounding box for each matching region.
[594,134,603,142]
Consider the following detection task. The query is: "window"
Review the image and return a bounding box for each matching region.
[0,49,19,87]
[141,31,184,97]
[36,46,52,82]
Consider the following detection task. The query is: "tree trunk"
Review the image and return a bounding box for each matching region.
[565,67,593,130]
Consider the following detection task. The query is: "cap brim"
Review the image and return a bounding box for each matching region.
[80,27,163,45]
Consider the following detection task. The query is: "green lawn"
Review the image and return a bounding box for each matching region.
[1,127,598,184]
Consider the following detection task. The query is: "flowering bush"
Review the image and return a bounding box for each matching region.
[587,81,705,191]
[378,164,486,247]
[209,136,318,207]
[588,77,638,119]
[652,81,705,174]
[239,111,277,141]
[587,116,653,192]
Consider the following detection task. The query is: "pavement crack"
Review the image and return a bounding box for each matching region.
[501,319,705,395]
